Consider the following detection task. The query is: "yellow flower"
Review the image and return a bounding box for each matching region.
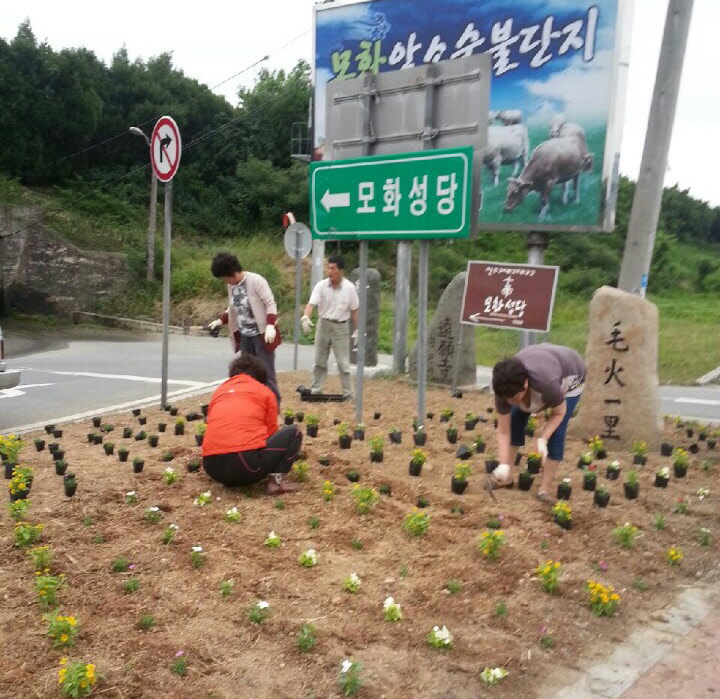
[67,617,77,626]
[554,562,560,568]
[59,633,69,643]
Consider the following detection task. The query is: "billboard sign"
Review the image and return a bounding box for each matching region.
[460,261,559,332]
[314,0,629,233]
[310,148,473,240]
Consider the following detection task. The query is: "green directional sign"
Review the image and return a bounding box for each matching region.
[309,147,473,240]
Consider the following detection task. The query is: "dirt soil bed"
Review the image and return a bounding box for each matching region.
[1,372,718,699]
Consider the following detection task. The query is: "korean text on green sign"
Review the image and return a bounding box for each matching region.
[309,147,473,240]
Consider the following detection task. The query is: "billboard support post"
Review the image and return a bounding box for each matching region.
[393,243,411,373]
[417,240,429,428]
[160,180,172,408]
[521,231,549,348]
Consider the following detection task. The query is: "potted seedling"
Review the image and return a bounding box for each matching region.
[64,472,77,497]
[54,459,68,476]
[582,466,597,492]
[426,411,435,420]
[484,454,499,475]
[518,469,534,491]
[577,451,593,470]
[195,423,206,447]
[295,411,305,423]
[351,424,365,441]
[623,469,639,499]
[318,456,330,467]
[52,449,65,462]
[688,443,699,454]
[52,429,63,439]
[660,441,674,457]
[187,459,201,473]
[552,502,572,530]
[101,423,114,434]
[672,448,689,478]
[456,443,472,460]
[34,439,46,452]
[373,411,381,420]
[174,418,185,436]
[446,425,458,445]
[708,430,718,450]
[44,424,55,435]
[409,449,426,477]
[132,457,145,474]
[185,411,201,422]
[388,427,402,445]
[169,407,179,416]
[200,403,209,417]
[654,466,670,488]
[148,434,160,448]
[92,417,102,428]
[606,460,621,480]
[347,470,360,483]
[283,409,295,426]
[557,477,572,500]
[132,408,142,417]
[413,426,427,446]
[525,414,537,437]
[337,423,352,449]
[440,408,454,423]
[416,495,430,508]
[123,427,134,439]
[369,436,384,463]
[306,414,320,438]
[698,427,708,441]
[138,415,147,425]
[685,423,695,439]
[48,442,59,453]
[135,430,147,441]
[589,435,606,460]
[118,447,130,463]
[527,451,542,475]
[103,442,115,456]
[86,432,96,443]
[632,441,648,466]
[158,422,167,433]
[593,484,611,508]
[451,462,472,495]
[473,434,486,454]
[464,413,478,431]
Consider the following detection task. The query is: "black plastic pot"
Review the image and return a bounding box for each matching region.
[389,431,402,445]
[474,441,486,454]
[87,433,95,443]
[148,436,159,448]
[527,458,541,475]
[52,450,65,462]
[64,483,77,497]
[633,454,647,466]
[195,435,204,447]
[134,432,146,441]
[353,429,365,441]
[698,431,707,442]
[318,457,330,466]
[10,490,29,501]
[416,496,429,508]
[485,459,499,474]
[514,452,523,466]
[4,461,15,479]
[307,425,319,438]
[118,450,129,462]
[554,517,572,530]
[133,460,145,474]
[138,416,147,425]
[158,423,167,433]
[55,460,68,476]
[92,417,102,428]
[44,424,55,434]
[685,428,694,439]
[661,443,673,457]
[673,464,687,478]
[593,491,611,507]
[373,412,381,420]
[284,415,295,425]
[595,449,607,460]
[409,461,423,477]
[132,408,141,417]
[294,412,304,423]
[123,427,133,439]
[53,430,63,439]
[456,444,472,460]
[169,408,178,416]
[440,414,451,423]
[451,477,468,495]
[654,475,669,488]
[413,432,427,446]
[103,444,114,456]
[518,472,534,491]
[688,443,699,454]
[446,432,458,444]
[174,424,185,436]
[708,439,717,450]
[464,419,477,431]
[557,482,572,500]
[426,412,434,420]
[624,482,639,499]
[347,471,360,482]
[34,440,46,452]
[187,460,201,473]
[201,404,209,417]
[48,443,59,453]
[370,452,384,463]
[339,435,352,449]
[582,476,597,492]
[606,467,620,480]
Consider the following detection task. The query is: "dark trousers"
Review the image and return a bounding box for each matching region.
[202,425,302,486]
[238,333,280,407]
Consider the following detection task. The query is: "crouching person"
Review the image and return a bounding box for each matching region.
[202,354,302,494]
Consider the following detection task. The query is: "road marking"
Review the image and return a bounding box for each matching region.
[674,398,720,406]
[41,370,204,387]
[0,383,54,399]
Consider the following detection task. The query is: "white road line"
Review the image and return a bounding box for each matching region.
[4,379,224,435]
[40,370,204,387]
[0,383,54,399]
[674,398,720,406]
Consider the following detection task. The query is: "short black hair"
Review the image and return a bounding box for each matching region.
[228,354,268,384]
[327,254,344,270]
[211,252,242,278]
[492,357,529,398]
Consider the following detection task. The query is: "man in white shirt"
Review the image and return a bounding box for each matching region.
[301,255,359,399]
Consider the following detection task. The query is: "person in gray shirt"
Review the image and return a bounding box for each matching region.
[488,343,586,503]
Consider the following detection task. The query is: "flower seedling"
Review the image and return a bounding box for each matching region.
[125,490,138,505]
[220,579,234,598]
[123,577,140,594]
[697,528,711,546]
[274,499,285,510]
[536,560,561,593]
[298,548,318,568]
[144,506,162,524]
[225,506,241,523]
[57,658,97,698]
[343,572,361,593]
[46,613,79,647]
[440,408,454,422]
[308,516,320,530]
[265,531,282,548]
[110,557,130,573]
[477,530,505,561]
[427,625,453,649]
[674,497,689,515]
[292,460,310,482]
[495,601,508,617]
[586,580,620,616]
[445,579,462,594]
[578,451,593,467]
[697,486,710,500]
[480,667,509,686]
[338,659,363,696]
[297,623,317,653]
[322,480,335,501]
[551,502,572,527]
[612,522,638,549]
[162,523,179,545]
[383,596,403,622]
[170,651,187,677]
[193,490,212,507]
[27,545,53,572]
[588,435,605,457]
[410,449,427,466]
[402,509,430,537]
[351,485,379,515]
[248,600,270,624]
[672,448,689,468]
[653,513,667,530]
[7,498,31,522]
[368,436,384,454]
[14,521,43,548]
[139,615,155,631]
[163,466,179,484]
[34,571,66,609]
[350,538,364,551]
[666,547,683,566]
[190,546,205,568]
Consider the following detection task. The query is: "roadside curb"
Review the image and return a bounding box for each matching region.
[72,311,207,336]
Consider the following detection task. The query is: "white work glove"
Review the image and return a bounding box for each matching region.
[264,324,276,344]
[351,329,358,347]
[537,437,548,461]
[208,319,222,331]
[492,463,512,485]
[301,315,314,334]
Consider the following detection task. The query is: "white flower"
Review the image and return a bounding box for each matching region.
[383,596,395,610]
[257,600,269,609]
[147,506,160,512]
[164,467,175,474]
[192,546,203,553]
[658,467,670,478]
[227,506,238,515]
[349,573,360,585]
[562,478,571,484]
[169,523,179,531]
[269,531,276,539]
[202,490,211,498]
[340,659,353,674]
[126,491,136,497]
[700,527,710,533]
[433,625,452,644]
[697,487,710,500]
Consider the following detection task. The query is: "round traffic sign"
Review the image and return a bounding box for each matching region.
[284,222,313,259]
[150,116,182,183]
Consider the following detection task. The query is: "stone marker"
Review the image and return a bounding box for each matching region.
[409,272,475,386]
[573,285,662,450]
[350,267,380,367]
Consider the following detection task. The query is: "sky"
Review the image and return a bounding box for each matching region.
[1,0,718,206]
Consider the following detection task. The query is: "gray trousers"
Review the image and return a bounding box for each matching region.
[238,334,280,407]
[312,318,352,396]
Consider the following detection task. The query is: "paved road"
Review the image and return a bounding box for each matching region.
[1,326,718,433]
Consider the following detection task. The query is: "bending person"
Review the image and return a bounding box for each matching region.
[488,343,586,503]
[202,354,302,495]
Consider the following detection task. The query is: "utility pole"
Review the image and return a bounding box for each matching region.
[129,126,158,282]
[618,0,694,296]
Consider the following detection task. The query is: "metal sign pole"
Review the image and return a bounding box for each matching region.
[355,241,368,424]
[417,240,429,428]
[160,181,172,407]
[521,231,549,348]
[293,231,302,371]
[450,322,465,393]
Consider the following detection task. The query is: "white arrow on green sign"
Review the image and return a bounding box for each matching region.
[310,147,473,240]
